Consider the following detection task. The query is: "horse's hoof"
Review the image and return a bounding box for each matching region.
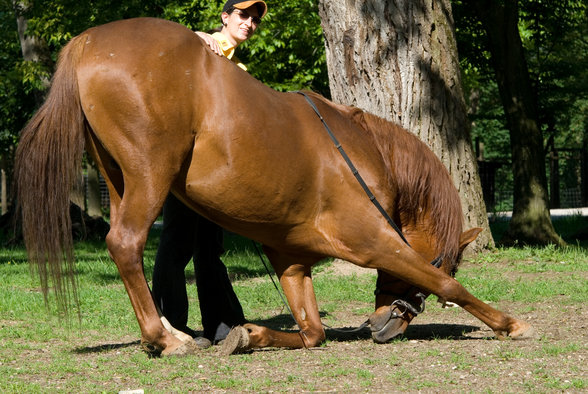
[163,339,202,356]
[220,326,250,355]
[371,317,409,343]
[494,320,535,341]
[509,320,535,340]
[194,336,212,349]
[369,306,411,343]
[160,316,194,343]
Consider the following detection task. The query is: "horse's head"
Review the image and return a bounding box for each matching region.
[440,227,483,275]
[370,226,483,343]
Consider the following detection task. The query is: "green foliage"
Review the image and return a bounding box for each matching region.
[453,0,587,209]
[242,0,329,96]
[0,4,35,158]
[0,0,328,181]
[456,0,588,154]
[519,0,588,146]
[161,0,329,95]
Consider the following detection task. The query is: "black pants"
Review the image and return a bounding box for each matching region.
[152,194,245,342]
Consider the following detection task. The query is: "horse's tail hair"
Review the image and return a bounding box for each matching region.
[14,34,88,316]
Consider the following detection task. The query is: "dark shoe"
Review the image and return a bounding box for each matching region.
[213,322,232,344]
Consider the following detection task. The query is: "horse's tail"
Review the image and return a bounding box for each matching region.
[14,34,88,315]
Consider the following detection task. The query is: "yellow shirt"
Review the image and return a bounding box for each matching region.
[211,32,247,71]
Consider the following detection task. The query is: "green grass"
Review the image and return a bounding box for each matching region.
[0,220,587,392]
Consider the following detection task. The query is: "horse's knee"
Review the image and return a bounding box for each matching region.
[435,276,466,304]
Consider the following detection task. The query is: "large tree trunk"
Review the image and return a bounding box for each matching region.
[318,0,492,252]
[471,0,562,246]
[86,161,103,218]
[13,0,53,103]
[1,162,7,215]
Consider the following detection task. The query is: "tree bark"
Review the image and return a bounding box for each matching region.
[318,0,492,252]
[86,161,103,218]
[471,0,562,246]
[1,162,6,215]
[13,0,53,104]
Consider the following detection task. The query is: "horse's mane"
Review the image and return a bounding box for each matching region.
[336,104,463,271]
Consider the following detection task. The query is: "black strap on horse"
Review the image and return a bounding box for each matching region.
[295,91,411,246]
[295,91,443,268]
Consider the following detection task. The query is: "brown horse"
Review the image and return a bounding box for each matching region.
[14,18,532,356]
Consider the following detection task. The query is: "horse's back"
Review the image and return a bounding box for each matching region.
[75,18,215,168]
[81,17,197,54]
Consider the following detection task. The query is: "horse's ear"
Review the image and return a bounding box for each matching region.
[459,227,484,252]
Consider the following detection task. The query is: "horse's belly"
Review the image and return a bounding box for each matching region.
[180,134,315,228]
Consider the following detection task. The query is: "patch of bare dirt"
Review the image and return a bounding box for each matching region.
[323,258,373,276]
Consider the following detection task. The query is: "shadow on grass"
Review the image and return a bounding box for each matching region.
[322,323,482,342]
[71,319,484,355]
[74,340,141,354]
[249,312,483,342]
[404,323,483,340]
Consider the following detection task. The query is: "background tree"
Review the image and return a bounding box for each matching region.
[1,0,172,236]
[1,4,29,214]
[318,0,492,252]
[1,0,328,224]
[455,0,586,245]
[4,0,585,245]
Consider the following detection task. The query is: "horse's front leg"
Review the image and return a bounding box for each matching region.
[364,237,534,340]
[222,251,324,354]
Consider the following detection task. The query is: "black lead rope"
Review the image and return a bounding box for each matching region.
[295,91,411,246]
[253,242,369,335]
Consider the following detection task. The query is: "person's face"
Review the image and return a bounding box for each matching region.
[221,5,261,46]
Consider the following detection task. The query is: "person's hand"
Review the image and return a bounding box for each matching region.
[195,32,223,56]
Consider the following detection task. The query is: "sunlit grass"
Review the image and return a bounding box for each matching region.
[1,219,587,392]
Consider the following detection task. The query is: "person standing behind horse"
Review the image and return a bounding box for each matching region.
[152,0,267,349]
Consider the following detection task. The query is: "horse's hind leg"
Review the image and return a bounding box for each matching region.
[105,175,196,355]
[86,133,196,355]
[222,249,325,354]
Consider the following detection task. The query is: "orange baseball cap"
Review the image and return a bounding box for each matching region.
[222,1,268,18]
